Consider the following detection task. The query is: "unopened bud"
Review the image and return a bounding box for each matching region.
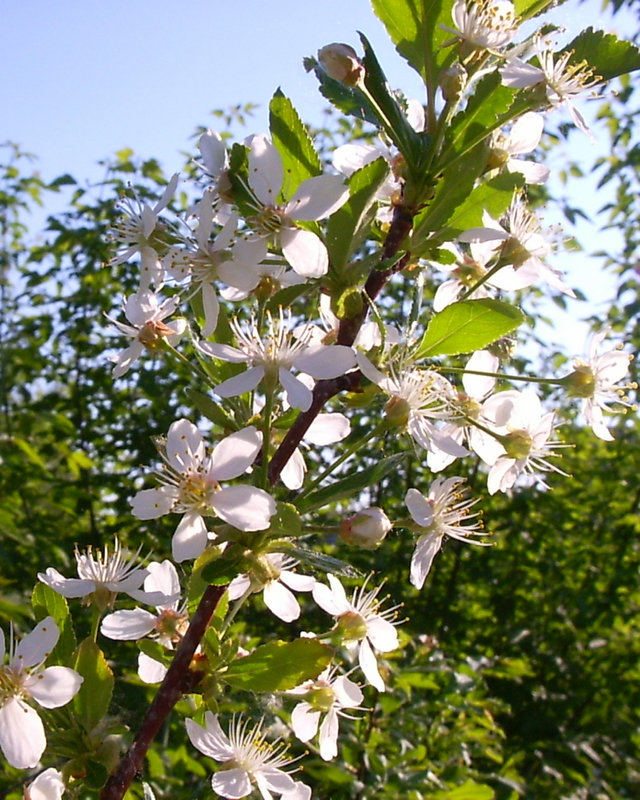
[340,507,392,549]
[439,63,467,102]
[317,43,365,87]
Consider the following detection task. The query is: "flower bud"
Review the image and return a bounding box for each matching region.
[340,507,392,549]
[317,43,365,87]
[562,365,596,399]
[439,63,467,102]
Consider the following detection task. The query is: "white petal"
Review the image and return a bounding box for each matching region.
[138,653,167,684]
[280,448,306,491]
[25,665,83,708]
[281,227,328,278]
[463,350,499,399]
[318,708,339,760]
[405,488,434,528]
[333,143,382,176]
[248,134,283,206]
[198,130,227,177]
[186,711,233,761]
[13,617,59,669]
[26,767,65,800]
[263,581,301,622]
[410,534,443,589]
[212,768,252,799]
[130,486,177,519]
[166,418,205,472]
[172,512,209,562]
[358,637,385,692]
[210,427,262,481]
[0,697,46,768]
[215,366,265,398]
[101,609,157,640]
[507,158,551,184]
[199,342,249,363]
[507,112,544,154]
[333,675,364,708]
[279,367,313,411]
[305,413,351,445]
[145,560,181,608]
[291,702,321,742]
[280,571,315,592]
[212,485,276,531]
[366,616,399,653]
[312,578,349,616]
[294,345,356,379]
[285,175,348,221]
[200,282,220,338]
[37,568,94,599]
[112,341,144,378]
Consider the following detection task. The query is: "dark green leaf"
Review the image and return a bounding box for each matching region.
[563,28,640,83]
[225,639,332,692]
[326,157,390,277]
[269,91,322,201]
[73,638,114,733]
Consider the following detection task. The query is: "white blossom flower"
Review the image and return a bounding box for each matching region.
[405,477,488,589]
[0,618,83,769]
[357,351,467,460]
[101,560,188,682]
[427,349,499,472]
[228,554,315,623]
[431,242,495,312]
[565,329,635,441]
[130,419,276,562]
[244,134,349,278]
[106,290,186,378]
[458,201,574,296]
[450,0,518,50]
[489,112,551,184]
[199,308,356,412]
[186,712,303,799]
[37,539,169,608]
[109,174,179,289]
[501,38,599,136]
[163,198,265,337]
[469,389,567,494]
[289,667,363,760]
[25,767,65,800]
[312,574,399,691]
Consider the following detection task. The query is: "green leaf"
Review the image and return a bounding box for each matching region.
[415,299,524,359]
[199,544,247,586]
[359,33,429,168]
[563,28,640,83]
[265,502,302,538]
[225,639,332,692]
[326,157,389,278]
[186,388,238,431]
[276,544,361,578]
[269,91,322,200]
[447,72,516,153]
[31,583,76,664]
[431,780,495,800]
[447,172,524,234]
[370,0,456,85]
[73,638,114,733]
[298,453,406,513]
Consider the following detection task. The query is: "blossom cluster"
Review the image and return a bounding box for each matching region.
[6,2,637,798]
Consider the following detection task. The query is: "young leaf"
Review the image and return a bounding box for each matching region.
[298,453,406,513]
[447,172,524,234]
[563,28,640,83]
[370,0,456,85]
[224,639,333,692]
[269,90,322,200]
[326,156,390,277]
[31,582,76,664]
[73,638,114,733]
[415,298,524,358]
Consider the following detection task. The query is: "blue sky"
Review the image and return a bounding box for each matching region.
[3,0,635,347]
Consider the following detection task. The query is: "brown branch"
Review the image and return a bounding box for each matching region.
[100,583,227,800]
